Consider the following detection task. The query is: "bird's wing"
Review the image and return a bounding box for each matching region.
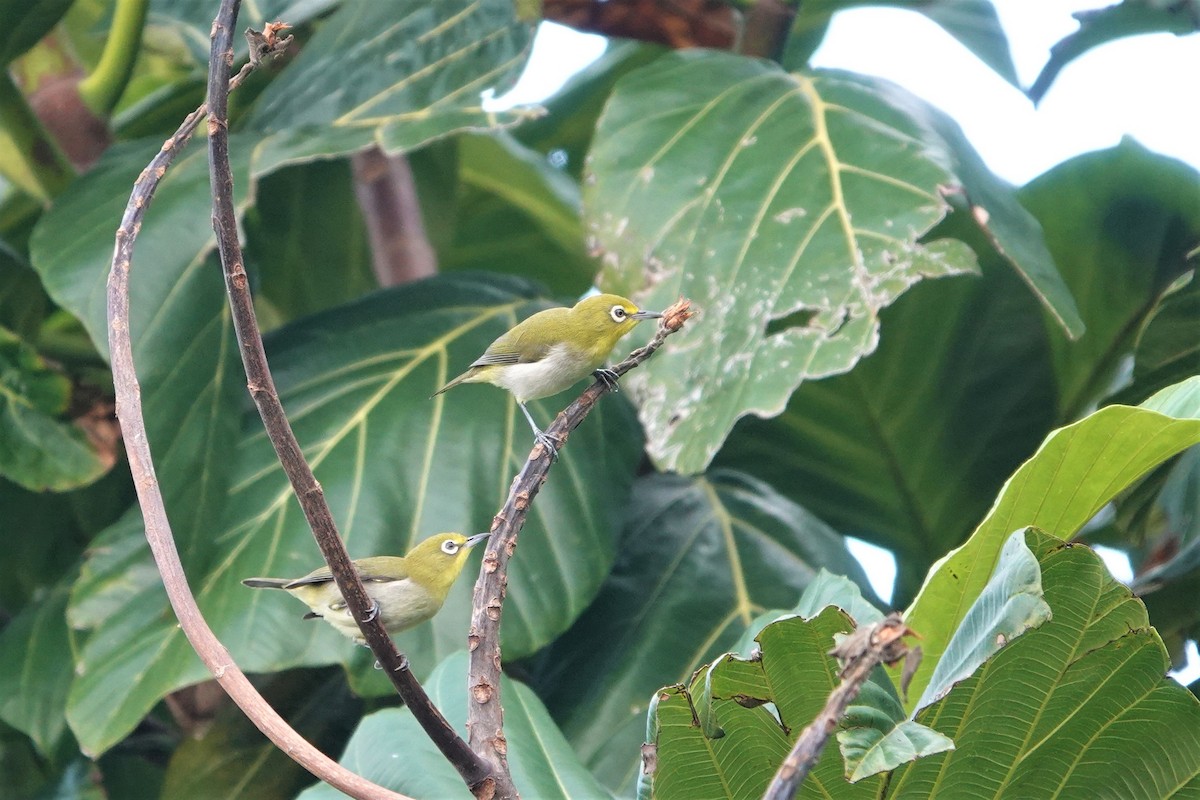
[283,557,408,589]
[470,307,567,367]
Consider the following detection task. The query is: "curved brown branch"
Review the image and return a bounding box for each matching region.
[467,299,695,791]
[105,21,410,800]
[203,3,500,797]
[762,614,917,800]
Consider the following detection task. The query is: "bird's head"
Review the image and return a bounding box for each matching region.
[569,293,663,356]
[404,531,490,597]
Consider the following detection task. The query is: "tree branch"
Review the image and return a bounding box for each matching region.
[351,146,437,286]
[105,21,411,800]
[204,4,500,797]
[762,614,917,800]
[467,299,695,789]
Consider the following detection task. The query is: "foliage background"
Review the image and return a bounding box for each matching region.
[0,1,1198,798]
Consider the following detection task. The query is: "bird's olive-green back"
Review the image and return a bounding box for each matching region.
[488,293,648,365]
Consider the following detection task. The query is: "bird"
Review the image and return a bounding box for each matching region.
[433,293,662,455]
[242,532,490,642]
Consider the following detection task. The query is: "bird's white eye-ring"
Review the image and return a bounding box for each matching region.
[441,540,460,555]
[609,305,627,323]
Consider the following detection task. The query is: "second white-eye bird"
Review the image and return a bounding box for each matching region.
[241,532,489,643]
[433,293,662,454]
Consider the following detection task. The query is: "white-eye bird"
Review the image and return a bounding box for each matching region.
[433,293,662,454]
[242,532,489,643]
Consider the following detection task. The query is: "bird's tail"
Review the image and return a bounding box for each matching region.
[242,577,290,589]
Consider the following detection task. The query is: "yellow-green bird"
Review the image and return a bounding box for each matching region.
[242,532,489,643]
[433,293,662,453]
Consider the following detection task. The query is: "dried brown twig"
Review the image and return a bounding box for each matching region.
[105,15,412,800]
[762,614,919,800]
[203,2,501,797]
[466,299,695,791]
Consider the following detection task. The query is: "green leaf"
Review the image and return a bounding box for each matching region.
[1022,140,1200,420]
[645,609,880,800]
[427,132,596,296]
[913,529,1050,712]
[530,470,877,796]
[1028,0,1200,104]
[715,250,1057,601]
[0,327,106,491]
[838,717,954,784]
[794,570,886,626]
[1120,273,1200,405]
[890,530,1200,797]
[0,241,47,337]
[0,0,73,66]
[902,376,1200,709]
[160,669,360,800]
[147,0,341,64]
[64,275,642,755]
[781,0,1020,87]
[588,51,1077,472]
[243,157,378,324]
[0,580,74,755]
[248,0,534,166]
[297,651,612,800]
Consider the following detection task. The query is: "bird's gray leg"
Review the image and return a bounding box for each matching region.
[593,367,620,392]
[519,402,559,462]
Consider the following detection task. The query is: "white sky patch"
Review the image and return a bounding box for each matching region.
[846,536,897,605]
[484,22,607,111]
[1092,544,1135,584]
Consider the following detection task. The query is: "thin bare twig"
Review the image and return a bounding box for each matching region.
[105,20,412,800]
[467,299,695,790]
[203,2,501,797]
[762,614,917,800]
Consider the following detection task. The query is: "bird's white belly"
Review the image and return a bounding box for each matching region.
[494,343,592,402]
[323,578,438,640]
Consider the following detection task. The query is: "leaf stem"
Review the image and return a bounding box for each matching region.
[0,71,74,201]
[78,0,150,115]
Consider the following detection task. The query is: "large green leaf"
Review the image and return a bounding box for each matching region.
[913,530,1050,712]
[1024,141,1200,420]
[0,0,72,66]
[588,51,1077,473]
[529,470,876,796]
[243,157,377,325]
[64,275,642,755]
[781,0,1020,87]
[0,581,74,755]
[147,0,341,64]
[891,530,1200,797]
[903,376,1200,708]
[297,651,612,800]
[1028,0,1200,103]
[160,669,360,800]
[645,608,879,800]
[0,327,106,491]
[248,0,534,167]
[716,247,1057,601]
[421,132,596,296]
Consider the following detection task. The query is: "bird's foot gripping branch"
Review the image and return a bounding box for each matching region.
[466,298,695,780]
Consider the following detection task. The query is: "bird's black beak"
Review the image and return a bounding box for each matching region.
[631,309,664,320]
[465,532,492,548]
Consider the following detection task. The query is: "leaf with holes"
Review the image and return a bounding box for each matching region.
[527,470,876,796]
[588,51,1077,473]
[64,275,642,755]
